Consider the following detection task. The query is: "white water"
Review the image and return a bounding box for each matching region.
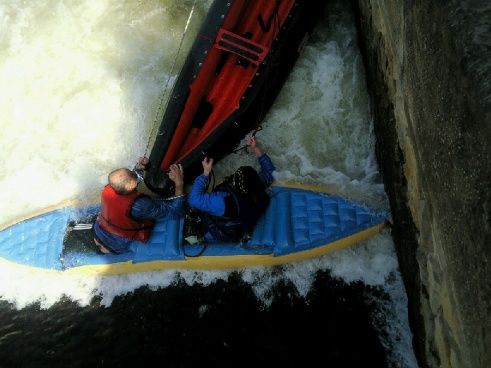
[0,1,417,367]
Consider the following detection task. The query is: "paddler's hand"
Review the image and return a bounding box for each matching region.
[168,164,184,196]
[202,156,214,176]
[136,157,149,170]
[247,136,263,157]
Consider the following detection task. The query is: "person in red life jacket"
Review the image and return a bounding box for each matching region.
[187,136,275,243]
[93,158,185,254]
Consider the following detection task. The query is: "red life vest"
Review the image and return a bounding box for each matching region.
[97,185,154,242]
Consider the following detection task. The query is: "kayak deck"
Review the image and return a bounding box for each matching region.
[0,184,387,274]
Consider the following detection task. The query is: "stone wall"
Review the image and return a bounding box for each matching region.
[353,1,491,367]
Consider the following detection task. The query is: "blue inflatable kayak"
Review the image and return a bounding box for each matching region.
[0,183,386,275]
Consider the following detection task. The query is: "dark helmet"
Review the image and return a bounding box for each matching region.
[233,166,262,195]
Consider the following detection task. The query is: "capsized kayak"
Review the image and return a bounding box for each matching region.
[145,0,325,194]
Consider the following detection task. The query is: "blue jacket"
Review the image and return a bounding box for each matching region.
[94,194,186,254]
[188,154,275,241]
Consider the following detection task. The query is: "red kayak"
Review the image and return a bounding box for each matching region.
[145,0,324,194]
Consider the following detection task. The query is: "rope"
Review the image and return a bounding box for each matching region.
[144,0,198,157]
[232,126,263,154]
[183,242,208,257]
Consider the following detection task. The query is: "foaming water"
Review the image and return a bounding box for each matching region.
[0,1,416,366]
[215,5,386,210]
[0,0,209,225]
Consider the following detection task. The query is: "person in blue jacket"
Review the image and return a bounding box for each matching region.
[187,135,275,243]
[93,159,186,254]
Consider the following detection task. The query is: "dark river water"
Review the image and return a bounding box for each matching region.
[1,272,391,367]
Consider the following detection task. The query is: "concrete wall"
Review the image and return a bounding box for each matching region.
[353,1,491,367]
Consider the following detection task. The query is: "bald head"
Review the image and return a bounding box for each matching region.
[108,168,137,194]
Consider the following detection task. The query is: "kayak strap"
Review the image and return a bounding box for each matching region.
[215,28,269,65]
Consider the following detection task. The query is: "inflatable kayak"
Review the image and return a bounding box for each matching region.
[0,183,386,275]
[145,0,324,194]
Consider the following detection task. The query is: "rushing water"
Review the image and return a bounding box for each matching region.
[0,1,418,367]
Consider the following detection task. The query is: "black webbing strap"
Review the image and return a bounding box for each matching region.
[215,29,268,65]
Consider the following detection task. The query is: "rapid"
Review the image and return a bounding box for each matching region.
[0,1,418,366]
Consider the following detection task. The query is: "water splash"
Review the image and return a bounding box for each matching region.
[0,1,416,366]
